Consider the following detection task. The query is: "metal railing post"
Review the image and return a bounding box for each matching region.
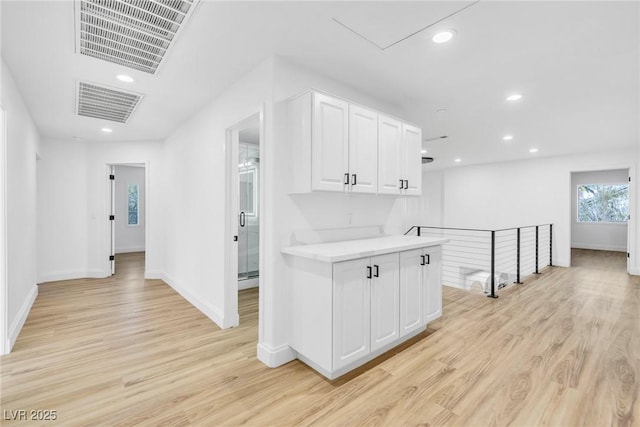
[549,224,553,267]
[488,230,498,298]
[535,225,539,274]
[516,228,522,284]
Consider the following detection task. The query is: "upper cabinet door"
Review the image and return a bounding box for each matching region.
[348,105,378,194]
[402,123,422,196]
[312,93,349,192]
[378,115,402,195]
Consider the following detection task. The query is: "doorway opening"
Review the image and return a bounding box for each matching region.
[238,125,260,289]
[108,163,147,277]
[570,168,630,272]
[224,111,263,328]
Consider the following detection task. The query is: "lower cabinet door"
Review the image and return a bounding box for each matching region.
[399,248,424,337]
[370,253,400,352]
[333,257,371,370]
[424,247,443,323]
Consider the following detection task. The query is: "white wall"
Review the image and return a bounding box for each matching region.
[37,139,163,282]
[427,148,637,269]
[160,57,276,330]
[571,169,628,252]
[114,165,145,253]
[1,59,40,351]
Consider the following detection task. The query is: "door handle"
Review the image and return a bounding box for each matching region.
[399,179,403,189]
[344,173,350,185]
[420,255,425,266]
[373,265,379,277]
[366,266,372,279]
[352,174,357,185]
[239,211,245,227]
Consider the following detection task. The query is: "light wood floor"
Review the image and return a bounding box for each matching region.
[1,250,638,426]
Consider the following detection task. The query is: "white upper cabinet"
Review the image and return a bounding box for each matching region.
[402,124,423,196]
[312,92,349,192]
[378,115,403,195]
[286,90,421,196]
[348,104,378,194]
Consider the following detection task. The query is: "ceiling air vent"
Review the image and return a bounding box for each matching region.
[75,0,199,74]
[76,81,143,123]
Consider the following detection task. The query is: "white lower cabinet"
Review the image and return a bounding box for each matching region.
[289,243,443,379]
[333,257,371,370]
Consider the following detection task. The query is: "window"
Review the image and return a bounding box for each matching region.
[577,183,628,223]
[128,184,139,226]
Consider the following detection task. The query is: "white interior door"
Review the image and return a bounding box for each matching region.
[109,165,115,275]
[0,105,7,354]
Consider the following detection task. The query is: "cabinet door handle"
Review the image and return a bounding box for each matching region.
[373,265,379,277]
[344,173,350,185]
[404,179,409,189]
[420,255,425,266]
[239,211,246,227]
[399,179,403,189]
[425,254,430,265]
[366,266,372,279]
[352,174,357,185]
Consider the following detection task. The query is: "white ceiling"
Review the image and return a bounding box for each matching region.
[1,1,638,168]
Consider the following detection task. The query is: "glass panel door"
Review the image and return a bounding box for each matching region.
[238,142,259,280]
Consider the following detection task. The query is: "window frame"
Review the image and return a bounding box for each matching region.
[576,182,629,225]
[127,183,140,227]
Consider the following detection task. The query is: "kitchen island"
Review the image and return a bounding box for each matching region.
[282,235,446,379]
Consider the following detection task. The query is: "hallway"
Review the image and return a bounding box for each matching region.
[1,251,638,425]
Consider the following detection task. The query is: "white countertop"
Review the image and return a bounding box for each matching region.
[281,235,448,263]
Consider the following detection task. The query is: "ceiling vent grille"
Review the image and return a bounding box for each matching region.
[76,81,143,123]
[76,0,199,74]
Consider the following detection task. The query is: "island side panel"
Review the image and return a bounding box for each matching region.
[287,255,333,373]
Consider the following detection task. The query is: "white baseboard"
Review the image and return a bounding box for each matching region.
[571,243,626,252]
[38,269,107,283]
[8,285,38,351]
[115,246,145,254]
[159,273,225,329]
[257,342,296,368]
[144,271,163,280]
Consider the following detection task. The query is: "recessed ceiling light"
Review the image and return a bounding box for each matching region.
[433,30,455,44]
[529,148,538,153]
[506,93,523,101]
[503,135,514,141]
[421,149,427,154]
[454,158,462,163]
[116,75,134,83]
[101,128,113,133]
